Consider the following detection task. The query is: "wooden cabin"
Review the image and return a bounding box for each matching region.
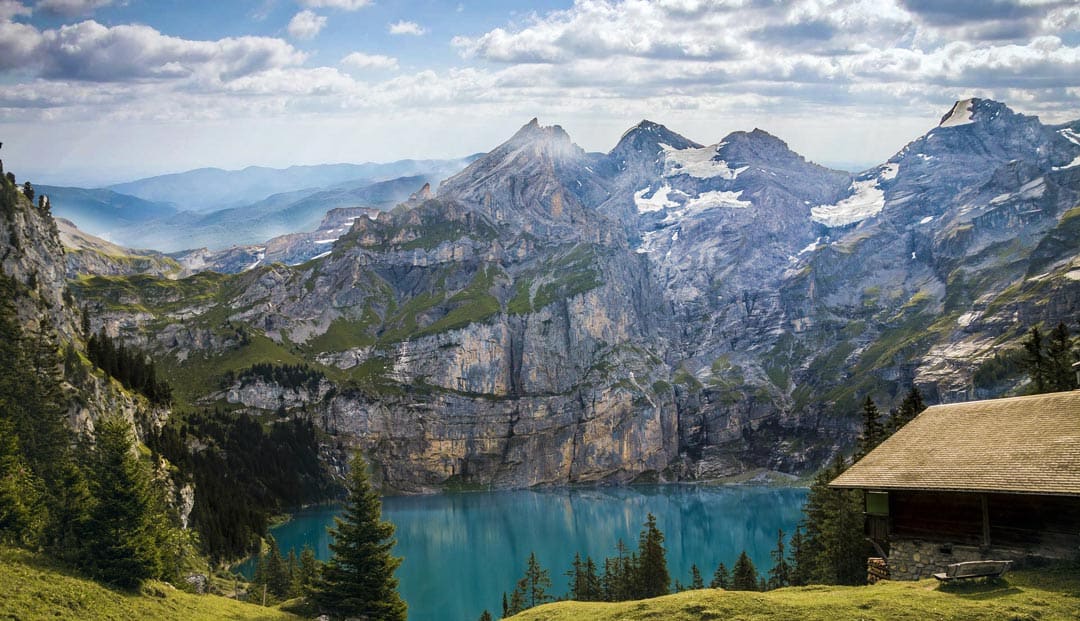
[830,391,1080,580]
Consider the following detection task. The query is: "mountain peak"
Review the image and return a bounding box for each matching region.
[938,98,1015,128]
[509,118,573,146]
[611,120,701,156]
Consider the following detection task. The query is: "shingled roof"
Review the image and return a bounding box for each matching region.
[831,390,1080,496]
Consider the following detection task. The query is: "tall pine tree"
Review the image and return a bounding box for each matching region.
[634,513,669,599]
[82,416,162,588]
[767,528,790,589]
[856,396,883,458]
[1046,323,1077,392]
[311,451,406,620]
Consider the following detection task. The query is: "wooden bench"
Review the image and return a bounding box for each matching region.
[933,560,1011,582]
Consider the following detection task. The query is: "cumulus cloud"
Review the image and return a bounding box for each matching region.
[287,9,326,40]
[0,0,31,20]
[36,0,112,16]
[299,0,369,9]
[388,20,426,36]
[340,51,398,71]
[2,20,307,82]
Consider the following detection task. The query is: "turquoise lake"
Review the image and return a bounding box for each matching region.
[248,485,808,621]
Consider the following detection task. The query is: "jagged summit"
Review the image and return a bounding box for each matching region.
[938,98,1015,128]
[506,117,576,150]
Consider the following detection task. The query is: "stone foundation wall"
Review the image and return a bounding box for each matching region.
[888,539,1022,580]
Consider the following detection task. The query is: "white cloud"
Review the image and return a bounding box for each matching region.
[340,51,398,71]
[299,0,369,9]
[0,0,30,20]
[389,20,427,36]
[36,0,111,16]
[8,20,308,82]
[0,19,41,70]
[287,9,326,40]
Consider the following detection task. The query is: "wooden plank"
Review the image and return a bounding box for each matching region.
[981,494,990,548]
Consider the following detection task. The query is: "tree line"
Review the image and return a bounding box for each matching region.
[149,407,337,562]
[86,328,173,405]
[1021,322,1078,394]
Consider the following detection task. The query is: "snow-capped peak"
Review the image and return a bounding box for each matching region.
[939,99,976,128]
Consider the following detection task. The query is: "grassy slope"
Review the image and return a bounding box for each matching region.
[0,547,300,621]
[510,567,1080,621]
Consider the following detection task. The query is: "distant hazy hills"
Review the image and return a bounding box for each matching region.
[106,157,480,212]
[43,156,478,251]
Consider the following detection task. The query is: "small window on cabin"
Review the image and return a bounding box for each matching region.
[866,491,889,516]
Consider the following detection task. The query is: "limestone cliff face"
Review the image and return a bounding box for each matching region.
[1,177,172,438]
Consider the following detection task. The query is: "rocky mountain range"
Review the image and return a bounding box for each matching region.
[66,98,1080,492]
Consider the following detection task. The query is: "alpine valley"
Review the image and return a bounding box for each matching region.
[53,98,1080,493]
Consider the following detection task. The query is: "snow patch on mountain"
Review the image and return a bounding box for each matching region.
[1053,155,1080,171]
[682,190,751,213]
[634,185,679,213]
[661,143,747,180]
[879,163,899,180]
[811,177,886,227]
[939,99,975,127]
[1060,128,1080,147]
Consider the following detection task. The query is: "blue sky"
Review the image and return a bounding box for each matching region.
[2,0,1079,185]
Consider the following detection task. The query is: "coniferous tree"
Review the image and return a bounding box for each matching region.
[634,513,669,599]
[311,452,406,620]
[501,592,508,618]
[582,556,601,601]
[787,526,811,587]
[567,553,587,600]
[767,529,790,590]
[856,396,883,458]
[690,563,704,590]
[506,578,527,616]
[44,458,92,563]
[82,416,162,588]
[263,535,290,598]
[511,551,552,610]
[478,611,493,621]
[0,418,44,545]
[731,551,759,591]
[709,562,730,589]
[800,454,870,585]
[297,545,319,594]
[1046,323,1077,392]
[1023,325,1048,393]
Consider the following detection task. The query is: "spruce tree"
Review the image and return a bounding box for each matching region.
[478,611,493,621]
[0,418,44,545]
[709,562,730,589]
[1023,326,1048,393]
[82,416,162,588]
[44,458,92,563]
[787,526,811,587]
[634,513,669,599]
[506,578,527,616]
[521,551,552,609]
[731,551,759,591]
[1046,323,1076,391]
[690,563,704,589]
[264,535,290,598]
[856,396,883,458]
[767,528,790,589]
[311,451,406,620]
[582,556,601,601]
[297,545,319,594]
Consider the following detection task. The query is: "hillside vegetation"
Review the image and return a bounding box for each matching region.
[0,547,300,621]
[509,566,1080,621]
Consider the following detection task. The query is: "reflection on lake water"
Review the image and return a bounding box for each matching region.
[243,485,808,621]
